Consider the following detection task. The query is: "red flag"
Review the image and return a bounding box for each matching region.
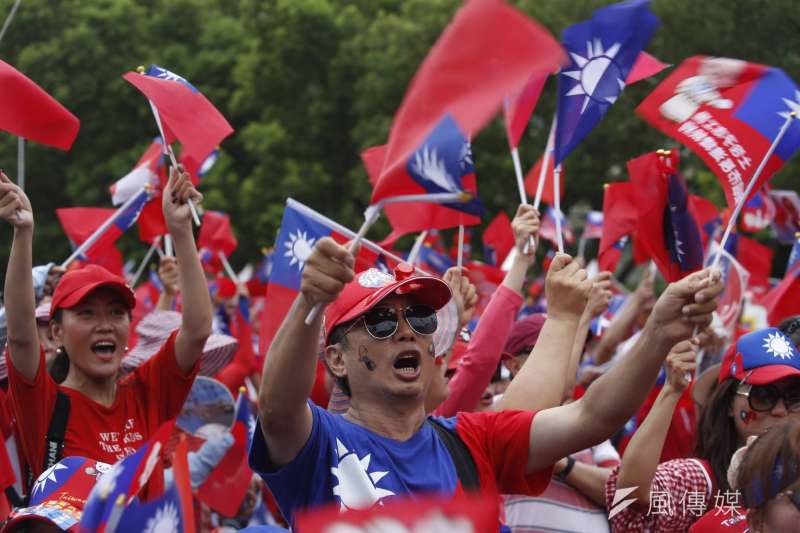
[628,151,704,282]
[523,153,564,206]
[762,265,800,325]
[56,207,125,275]
[362,145,479,241]
[598,182,637,273]
[123,65,234,160]
[172,438,197,533]
[482,211,515,266]
[197,211,238,258]
[296,493,499,533]
[636,56,800,209]
[503,73,548,148]
[371,0,565,204]
[626,51,670,85]
[137,199,168,245]
[0,60,80,150]
[736,235,774,289]
[688,194,721,249]
[464,260,506,318]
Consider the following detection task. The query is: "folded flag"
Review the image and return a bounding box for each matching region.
[628,151,703,282]
[637,56,800,209]
[523,152,564,206]
[539,206,575,247]
[109,139,166,206]
[706,241,750,337]
[598,182,637,273]
[482,211,515,266]
[788,233,800,273]
[0,60,80,150]
[626,51,670,85]
[740,188,776,233]
[770,189,800,243]
[688,194,721,249]
[554,0,660,164]
[123,64,234,161]
[372,0,565,207]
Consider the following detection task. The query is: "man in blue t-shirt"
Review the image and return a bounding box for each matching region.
[252,236,723,527]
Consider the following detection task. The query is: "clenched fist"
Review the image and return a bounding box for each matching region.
[544,253,592,321]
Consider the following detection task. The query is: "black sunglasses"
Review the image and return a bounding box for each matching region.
[347,304,438,340]
[736,383,800,413]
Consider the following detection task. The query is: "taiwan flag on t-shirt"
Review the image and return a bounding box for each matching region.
[259,199,398,355]
[637,56,800,209]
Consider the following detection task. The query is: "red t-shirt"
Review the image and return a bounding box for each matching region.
[7,330,198,478]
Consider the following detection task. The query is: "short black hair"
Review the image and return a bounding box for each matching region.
[325,319,358,397]
[779,316,800,348]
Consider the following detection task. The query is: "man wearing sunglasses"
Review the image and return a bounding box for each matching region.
[252,236,723,528]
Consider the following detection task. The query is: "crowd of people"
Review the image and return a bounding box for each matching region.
[0,161,797,533]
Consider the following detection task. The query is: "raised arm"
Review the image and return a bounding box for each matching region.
[615,338,699,510]
[155,256,179,311]
[591,273,654,365]
[526,268,722,473]
[435,204,536,416]
[0,171,39,380]
[496,253,591,412]
[163,166,213,373]
[258,237,354,468]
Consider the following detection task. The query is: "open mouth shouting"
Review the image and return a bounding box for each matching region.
[392,351,421,381]
[91,340,118,361]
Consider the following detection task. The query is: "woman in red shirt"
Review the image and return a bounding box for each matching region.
[0,167,212,481]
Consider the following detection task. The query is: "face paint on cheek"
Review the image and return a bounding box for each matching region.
[358,345,376,372]
[739,409,757,425]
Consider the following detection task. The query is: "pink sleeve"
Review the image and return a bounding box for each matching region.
[434,285,522,417]
[604,458,714,532]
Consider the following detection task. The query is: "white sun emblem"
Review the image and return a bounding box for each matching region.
[142,501,180,533]
[458,141,473,172]
[331,439,395,510]
[283,230,316,270]
[778,90,800,121]
[411,145,457,193]
[763,332,794,360]
[31,462,68,497]
[95,462,124,499]
[562,38,626,114]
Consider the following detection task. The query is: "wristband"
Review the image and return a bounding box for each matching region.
[559,456,576,478]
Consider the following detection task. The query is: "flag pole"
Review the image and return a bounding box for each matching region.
[131,236,162,287]
[407,230,428,265]
[577,235,586,258]
[0,0,21,45]
[164,234,173,257]
[532,116,556,210]
[553,164,565,253]
[218,250,239,283]
[16,137,24,190]
[137,67,201,227]
[511,146,537,254]
[712,111,797,270]
[61,187,148,268]
[457,224,465,270]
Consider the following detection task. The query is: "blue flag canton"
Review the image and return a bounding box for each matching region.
[737,328,800,371]
[145,64,199,93]
[663,173,703,271]
[115,188,150,232]
[236,393,257,448]
[406,114,483,216]
[733,67,800,161]
[271,205,331,290]
[788,236,800,273]
[417,244,454,275]
[555,0,660,163]
[118,483,184,533]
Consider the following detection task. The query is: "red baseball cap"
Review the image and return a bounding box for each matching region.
[503,313,547,357]
[324,263,451,345]
[49,264,136,319]
[718,328,800,385]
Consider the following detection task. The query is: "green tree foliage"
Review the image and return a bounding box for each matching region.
[0,0,798,280]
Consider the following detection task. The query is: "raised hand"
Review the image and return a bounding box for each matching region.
[162,165,202,233]
[0,171,33,229]
[585,271,614,320]
[158,256,180,296]
[300,237,355,307]
[648,268,723,345]
[512,204,540,261]
[545,253,592,321]
[443,267,478,328]
[663,338,699,393]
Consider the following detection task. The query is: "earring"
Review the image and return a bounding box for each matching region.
[55,347,64,356]
[124,346,129,352]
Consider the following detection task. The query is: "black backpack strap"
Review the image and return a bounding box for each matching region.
[427,418,480,491]
[24,390,70,502]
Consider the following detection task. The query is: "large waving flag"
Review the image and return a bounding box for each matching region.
[123,64,233,160]
[197,390,255,518]
[597,181,644,272]
[371,0,565,206]
[628,151,704,282]
[362,143,479,242]
[504,74,548,149]
[0,60,80,150]
[79,422,174,533]
[260,199,407,355]
[637,56,800,209]
[554,0,660,164]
